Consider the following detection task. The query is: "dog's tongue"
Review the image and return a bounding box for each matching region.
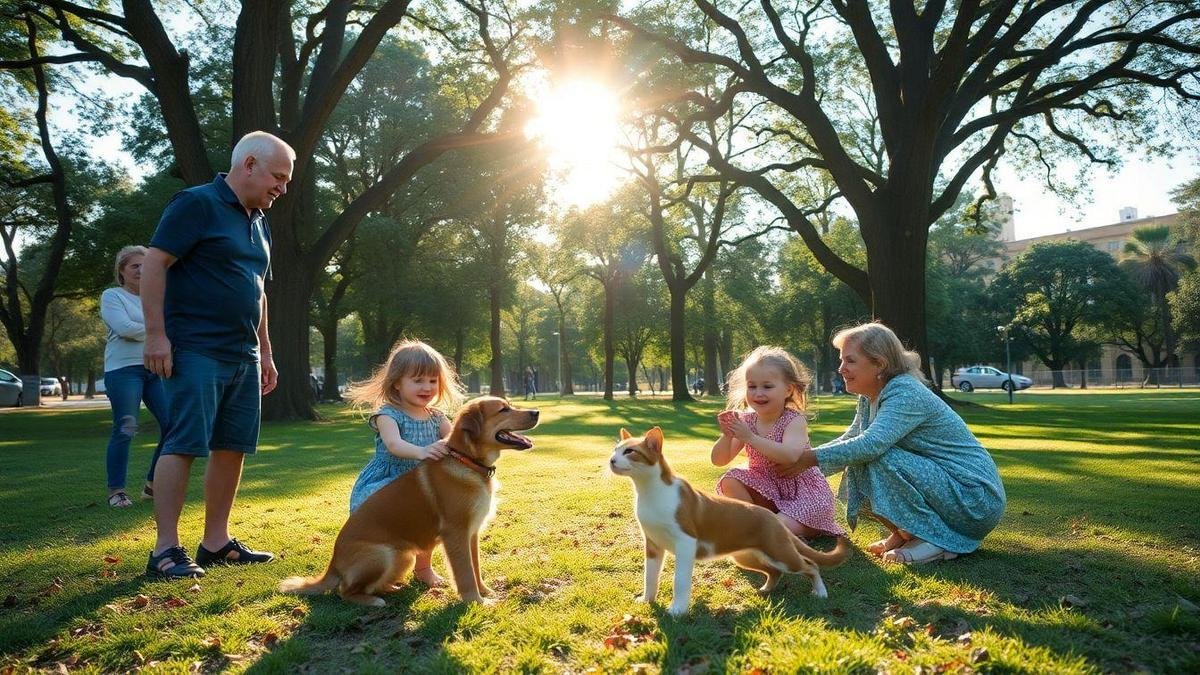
[497,430,533,448]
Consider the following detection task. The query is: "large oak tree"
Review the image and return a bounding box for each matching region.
[609,0,1200,365]
[27,0,522,418]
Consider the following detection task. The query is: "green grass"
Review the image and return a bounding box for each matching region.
[1,390,1198,673]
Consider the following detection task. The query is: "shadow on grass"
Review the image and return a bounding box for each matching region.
[245,586,473,673]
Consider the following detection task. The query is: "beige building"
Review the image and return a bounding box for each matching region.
[989,204,1197,387]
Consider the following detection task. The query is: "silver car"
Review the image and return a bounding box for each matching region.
[951,365,1032,393]
[0,368,23,407]
[40,377,62,397]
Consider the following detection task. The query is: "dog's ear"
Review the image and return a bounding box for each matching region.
[619,428,632,440]
[645,427,664,452]
[457,403,484,440]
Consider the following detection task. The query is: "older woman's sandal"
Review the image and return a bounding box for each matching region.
[882,540,958,564]
[146,546,205,578]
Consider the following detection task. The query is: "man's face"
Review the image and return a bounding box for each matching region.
[240,147,293,210]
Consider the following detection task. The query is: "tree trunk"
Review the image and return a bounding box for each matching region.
[488,282,504,396]
[86,370,96,398]
[702,272,720,396]
[454,327,465,375]
[602,280,615,400]
[261,266,319,420]
[668,288,693,402]
[864,221,930,376]
[627,359,639,397]
[320,316,340,401]
[557,313,574,395]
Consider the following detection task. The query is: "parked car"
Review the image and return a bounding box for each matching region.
[40,377,62,397]
[951,366,1032,393]
[0,368,23,407]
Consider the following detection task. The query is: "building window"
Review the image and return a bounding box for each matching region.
[1106,240,1120,252]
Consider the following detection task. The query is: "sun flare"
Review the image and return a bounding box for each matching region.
[525,79,624,208]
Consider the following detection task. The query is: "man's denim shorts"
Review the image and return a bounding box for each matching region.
[160,349,261,456]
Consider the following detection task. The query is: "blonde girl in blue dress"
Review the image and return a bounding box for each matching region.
[344,339,465,586]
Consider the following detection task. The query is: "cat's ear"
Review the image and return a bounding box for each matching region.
[620,428,632,440]
[645,427,664,452]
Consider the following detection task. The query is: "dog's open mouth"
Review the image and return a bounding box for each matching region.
[495,429,534,449]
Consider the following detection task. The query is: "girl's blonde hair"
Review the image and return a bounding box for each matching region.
[113,245,147,286]
[832,322,927,384]
[345,339,465,412]
[724,346,812,412]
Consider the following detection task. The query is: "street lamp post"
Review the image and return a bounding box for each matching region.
[552,331,562,397]
[997,325,1014,404]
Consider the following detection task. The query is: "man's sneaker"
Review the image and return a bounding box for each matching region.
[195,538,275,566]
[146,546,205,579]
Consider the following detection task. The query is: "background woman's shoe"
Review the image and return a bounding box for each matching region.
[108,491,133,508]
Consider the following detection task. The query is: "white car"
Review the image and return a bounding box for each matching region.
[951,366,1032,393]
[40,377,62,397]
[0,368,23,407]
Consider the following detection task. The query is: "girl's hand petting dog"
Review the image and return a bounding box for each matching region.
[418,440,450,461]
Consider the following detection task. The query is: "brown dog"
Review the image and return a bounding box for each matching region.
[280,397,538,606]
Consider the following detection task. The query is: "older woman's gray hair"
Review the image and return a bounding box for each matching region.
[113,245,147,286]
[832,322,927,383]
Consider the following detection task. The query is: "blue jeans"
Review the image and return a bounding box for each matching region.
[104,365,169,491]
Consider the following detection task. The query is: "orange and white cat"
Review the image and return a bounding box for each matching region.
[609,426,851,616]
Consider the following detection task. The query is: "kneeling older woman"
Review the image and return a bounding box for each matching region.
[786,323,1006,563]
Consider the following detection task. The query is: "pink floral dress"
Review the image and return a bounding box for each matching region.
[716,408,846,536]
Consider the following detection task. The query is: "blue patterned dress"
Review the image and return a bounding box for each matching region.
[348,405,446,513]
[814,374,1006,554]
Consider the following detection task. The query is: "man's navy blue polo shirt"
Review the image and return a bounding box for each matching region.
[150,174,271,363]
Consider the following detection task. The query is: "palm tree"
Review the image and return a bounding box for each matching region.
[1120,225,1197,378]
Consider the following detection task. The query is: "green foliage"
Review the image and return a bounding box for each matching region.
[992,241,1130,375]
[1,392,1198,671]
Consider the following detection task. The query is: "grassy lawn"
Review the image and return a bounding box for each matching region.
[1,390,1198,673]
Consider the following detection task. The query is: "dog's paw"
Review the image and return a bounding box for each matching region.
[479,585,496,598]
[667,602,689,617]
[810,579,828,599]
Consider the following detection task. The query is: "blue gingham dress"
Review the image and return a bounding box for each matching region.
[348,405,446,513]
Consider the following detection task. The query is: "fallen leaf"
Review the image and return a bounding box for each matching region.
[607,511,622,518]
[39,581,64,597]
[678,655,710,675]
[131,594,150,609]
[291,606,307,618]
[957,632,973,646]
[971,647,990,663]
[187,583,202,593]
[1060,594,1088,609]
[235,579,245,588]
[262,632,279,648]
[203,636,222,649]
[99,570,117,579]
[603,634,630,650]
[102,555,120,564]
[132,650,145,665]
[163,597,187,608]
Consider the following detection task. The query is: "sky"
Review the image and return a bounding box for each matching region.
[994,155,1196,241]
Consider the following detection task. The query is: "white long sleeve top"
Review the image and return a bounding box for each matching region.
[100,286,147,372]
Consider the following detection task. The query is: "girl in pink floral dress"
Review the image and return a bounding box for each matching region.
[712,346,845,538]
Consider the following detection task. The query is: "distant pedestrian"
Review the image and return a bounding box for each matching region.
[524,366,536,400]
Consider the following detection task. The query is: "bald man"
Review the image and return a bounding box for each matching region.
[141,131,294,578]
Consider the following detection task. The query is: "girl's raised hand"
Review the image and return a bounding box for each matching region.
[421,440,449,461]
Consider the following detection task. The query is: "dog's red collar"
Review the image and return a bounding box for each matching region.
[447,448,495,479]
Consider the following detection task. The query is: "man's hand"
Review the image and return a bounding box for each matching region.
[261,354,278,395]
[144,332,173,378]
[777,448,818,477]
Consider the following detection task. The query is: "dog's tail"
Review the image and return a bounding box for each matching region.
[793,535,853,568]
[278,564,339,595]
